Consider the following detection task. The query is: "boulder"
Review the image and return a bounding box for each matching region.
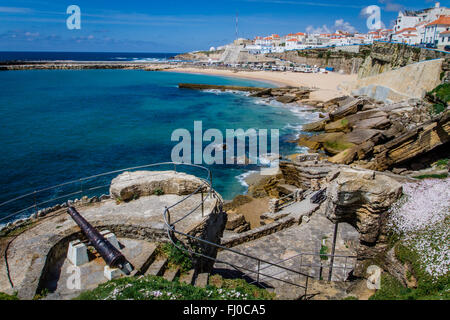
[343,129,382,145]
[352,116,391,130]
[324,118,351,133]
[226,213,247,230]
[109,170,206,202]
[302,120,327,132]
[324,168,403,277]
[276,95,297,104]
[329,98,364,121]
[345,110,388,126]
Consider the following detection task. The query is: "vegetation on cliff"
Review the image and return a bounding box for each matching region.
[427,83,450,115]
[0,292,19,300]
[375,178,450,300]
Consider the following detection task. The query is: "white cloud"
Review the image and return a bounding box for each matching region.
[0,7,32,14]
[306,19,357,34]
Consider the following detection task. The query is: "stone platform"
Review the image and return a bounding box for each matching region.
[213,212,358,299]
[0,192,218,299]
[43,238,157,300]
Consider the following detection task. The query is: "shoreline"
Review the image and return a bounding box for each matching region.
[166,66,356,102]
[0,62,326,200]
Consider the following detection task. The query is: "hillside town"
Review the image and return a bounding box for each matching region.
[208,2,450,55]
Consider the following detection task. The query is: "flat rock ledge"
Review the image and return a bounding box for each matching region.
[110,170,207,202]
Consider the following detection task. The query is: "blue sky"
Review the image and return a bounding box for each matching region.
[0,0,444,52]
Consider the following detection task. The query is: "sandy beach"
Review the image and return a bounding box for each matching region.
[166,67,357,102]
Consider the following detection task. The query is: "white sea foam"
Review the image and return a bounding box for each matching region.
[236,170,258,188]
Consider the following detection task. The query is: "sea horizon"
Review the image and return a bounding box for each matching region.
[0,51,181,62]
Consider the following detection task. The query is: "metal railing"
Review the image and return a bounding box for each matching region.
[0,162,211,225]
[1,161,357,297]
[161,170,318,294]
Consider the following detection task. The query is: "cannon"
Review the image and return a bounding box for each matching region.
[66,206,133,275]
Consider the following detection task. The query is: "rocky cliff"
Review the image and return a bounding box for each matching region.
[267,47,370,74]
[358,42,448,79]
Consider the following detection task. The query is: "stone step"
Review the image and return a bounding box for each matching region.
[179,269,195,285]
[195,273,209,288]
[145,258,168,277]
[163,267,180,282]
[130,243,158,276]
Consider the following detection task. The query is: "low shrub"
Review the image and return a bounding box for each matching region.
[75,275,274,300]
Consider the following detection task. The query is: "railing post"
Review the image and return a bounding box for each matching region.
[201,191,204,217]
[328,223,339,282]
[344,256,348,281]
[319,262,323,280]
[300,255,303,274]
[304,276,309,298]
[256,260,261,285]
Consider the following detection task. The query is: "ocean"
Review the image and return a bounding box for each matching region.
[0,51,178,62]
[0,69,318,223]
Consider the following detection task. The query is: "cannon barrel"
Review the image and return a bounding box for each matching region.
[66,206,130,273]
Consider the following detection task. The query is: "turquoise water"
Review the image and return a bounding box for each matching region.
[0,69,317,220]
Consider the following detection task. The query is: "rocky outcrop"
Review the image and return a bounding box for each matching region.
[110,171,206,202]
[372,111,450,171]
[267,46,369,74]
[296,94,449,171]
[323,168,403,277]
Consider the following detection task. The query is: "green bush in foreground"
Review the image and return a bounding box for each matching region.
[75,275,274,300]
[0,292,19,300]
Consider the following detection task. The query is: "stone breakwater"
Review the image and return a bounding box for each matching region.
[0,62,174,71]
[179,83,313,104]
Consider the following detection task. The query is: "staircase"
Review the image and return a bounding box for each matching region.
[130,243,210,288]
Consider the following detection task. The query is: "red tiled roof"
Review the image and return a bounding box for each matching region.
[395,27,416,35]
[426,15,450,27]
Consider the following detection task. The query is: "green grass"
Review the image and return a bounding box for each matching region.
[0,292,19,300]
[371,239,450,300]
[429,83,450,103]
[434,158,449,168]
[75,275,274,300]
[427,83,450,115]
[432,103,447,115]
[320,245,329,261]
[160,242,193,273]
[414,174,448,180]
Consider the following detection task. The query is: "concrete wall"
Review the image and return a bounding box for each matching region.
[344,58,444,103]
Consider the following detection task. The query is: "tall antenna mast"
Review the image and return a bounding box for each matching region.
[236,11,239,40]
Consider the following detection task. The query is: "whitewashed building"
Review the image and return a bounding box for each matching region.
[424,15,450,47]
